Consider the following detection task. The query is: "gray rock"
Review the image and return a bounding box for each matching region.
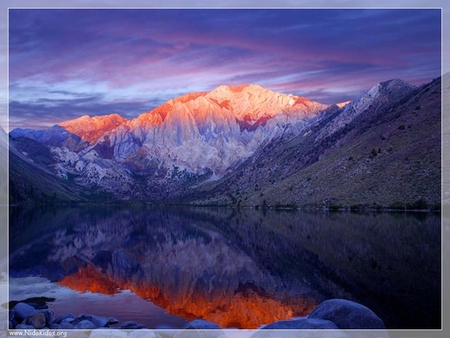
[11,303,37,322]
[175,319,224,338]
[38,309,54,326]
[73,314,106,327]
[75,319,97,329]
[59,322,75,329]
[308,299,386,329]
[49,323,60,329]
[26,312,46,329]
[61,317,75,324]
[108,317,119,325]
[54,313,75,324]
[119,320,147,329]
[262,318,339,329]
[184,319,221,330]
[90,315,109,328]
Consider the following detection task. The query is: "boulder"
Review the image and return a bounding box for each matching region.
[49,323,60,329]
[61,317,75,324]
[90,315,109,328]
[75,319,97,329]
[11,303,37,322]
[59,322,75,329]
[262,318,339,329]
[174,319,224,338]
[120,321,147,329]
[53,313,75,324]
[38,308,54,326]
[72,314,107,327]
[308,299,385,329]
[108,317,119,325]
[184,319,221,330]
[26,312,46,329]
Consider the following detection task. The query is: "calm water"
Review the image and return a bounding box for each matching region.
[9,206,441,329]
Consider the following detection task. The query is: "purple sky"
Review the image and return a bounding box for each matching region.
[8,8,441,130]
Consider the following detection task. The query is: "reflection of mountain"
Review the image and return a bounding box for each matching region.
[10,207,320,328]
[8,78,440,207]
[57,264,311,328]
[9,206,441,329]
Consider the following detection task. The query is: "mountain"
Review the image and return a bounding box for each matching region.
[187,78,440,209]
[70,84,327,175]
[59,113,127,144]
[8,79,441,208]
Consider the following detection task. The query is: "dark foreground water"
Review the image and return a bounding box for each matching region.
[9,206,441,329]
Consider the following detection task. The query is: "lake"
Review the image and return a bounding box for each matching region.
[8,206,441,329]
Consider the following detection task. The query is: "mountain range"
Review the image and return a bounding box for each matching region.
[8,78,441,209]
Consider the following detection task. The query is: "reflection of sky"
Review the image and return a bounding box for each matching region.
[9,276,188,328]
[8,9,441,129]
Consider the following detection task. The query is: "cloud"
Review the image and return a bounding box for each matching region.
[8,8,441,127]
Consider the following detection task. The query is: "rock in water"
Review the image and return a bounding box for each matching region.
[11,303,36,322]
[38,309,54,327]
[262,318,339,329]
[108,317,119,325]
[308,299,386,329]
[26,312,46,329]
[58,322,75,329]
[119,321,147,329]
[75,320,97,329]
[53,313,75,324]
[184,319,221,330]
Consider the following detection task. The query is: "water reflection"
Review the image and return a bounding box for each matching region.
[9,206,441,329]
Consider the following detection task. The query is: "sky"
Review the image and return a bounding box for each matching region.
[8,8,442,130]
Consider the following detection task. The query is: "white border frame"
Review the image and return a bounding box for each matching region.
[1,2,448,338]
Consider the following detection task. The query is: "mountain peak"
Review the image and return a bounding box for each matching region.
[209,84,271,96]
[59,113,128,144]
